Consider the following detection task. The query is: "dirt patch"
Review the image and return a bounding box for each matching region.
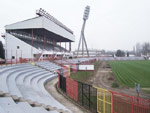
[87,61,150,99]
[45,78,86,113]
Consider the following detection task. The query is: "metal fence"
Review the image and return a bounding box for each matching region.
[59,75,66,92]
[58,75,150,113]
[66,77,78,101]
[78,82,97,113]
[58,64,150,113]
[94,87,112,113]
[111,91,150,113]
[58,75,97,113]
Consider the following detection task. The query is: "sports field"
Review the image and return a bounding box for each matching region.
[108,60,150,88]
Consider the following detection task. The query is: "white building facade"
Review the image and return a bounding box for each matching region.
[4,9,75,62]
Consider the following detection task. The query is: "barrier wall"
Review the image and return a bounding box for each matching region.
[56,70,60,87]
[95,87,112,113]
[58,75,97,113]
[58,59,150,113]
[72,64,77,73]
[59,74,150,113]
[59,75,66,92]
[111,91,150,113]
[62,66,69,77]
[66,77,78,101]
[78,82,97,113]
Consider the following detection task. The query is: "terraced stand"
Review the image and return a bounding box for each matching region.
[55,57,96,64]
[0,63,71,113]
[35,62,62,72]
[0,97,59,113]
[97,56,145,61]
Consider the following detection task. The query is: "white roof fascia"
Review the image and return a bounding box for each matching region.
[5,16,75,42]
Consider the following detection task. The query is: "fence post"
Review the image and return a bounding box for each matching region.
[82,83,83,106]
[97,88,98,112]
[112,92,113,113]
[103,90,105,113]
[131,97,133,113]
[149,101,150,112]
[89,85,90,110]
[16,50,17,64]
[11,49,12,65]
[21,50,22,63]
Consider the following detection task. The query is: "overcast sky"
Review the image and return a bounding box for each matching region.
[0,0,150,51]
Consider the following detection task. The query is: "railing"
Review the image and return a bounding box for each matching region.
[58,75,97,113]
[58,66,150,113]
[78,82,97,113]
[94,86,112,113]
[9,31,68,52]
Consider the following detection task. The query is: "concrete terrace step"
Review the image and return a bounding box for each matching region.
[35,62,61,71]
[0,105,6,113]
[7,67,39,98]
[17,102,59,113]
[0,65,34,95]
[0,64,32,73]
[0,63,71,113]
[24,71,49,86]
[0,97,25,113]
[0,97,59,113]
[38,74,57,95]
[16,68,44,85]
[18,73,56,105]
[38,75,68,110]
[31,73,53,92]
[32,73,70,112]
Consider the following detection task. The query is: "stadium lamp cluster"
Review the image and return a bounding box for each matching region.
[83,5,90,20]
[36,8,73,34]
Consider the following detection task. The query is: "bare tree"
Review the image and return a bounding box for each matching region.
[0,41,5,59]
[142,42,150,55]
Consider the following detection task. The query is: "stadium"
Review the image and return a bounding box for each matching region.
[4,8,74,63]
[0,7,150,113]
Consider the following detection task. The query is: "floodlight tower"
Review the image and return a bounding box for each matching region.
[77,5,90,57]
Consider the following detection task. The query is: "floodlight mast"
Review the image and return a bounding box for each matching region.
[36,8,73,34]
[77,5,90,57]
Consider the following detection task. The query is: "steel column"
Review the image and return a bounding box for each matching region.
[69,42,71,52]
[65,42,66,53]
[16,50,17,64]
[60,42,61,52]
[77,20,89,57]
[31,29,34,60]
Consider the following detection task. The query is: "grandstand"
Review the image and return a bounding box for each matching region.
[4,8,75,63]
[0,56,97,113]
[0,62,71,113]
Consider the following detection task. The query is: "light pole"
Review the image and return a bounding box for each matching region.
[77,5,90,57]
[135,83,140,104]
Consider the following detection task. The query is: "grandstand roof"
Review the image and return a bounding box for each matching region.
[5,16,75,42]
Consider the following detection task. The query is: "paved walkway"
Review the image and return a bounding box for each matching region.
[45,78,86,113]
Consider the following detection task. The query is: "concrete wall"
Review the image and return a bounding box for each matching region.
[79,65,94,71]
[5,33,39,60]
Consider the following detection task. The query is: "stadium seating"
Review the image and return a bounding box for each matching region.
[0,63,71,113]
[0,58,97,113]
[97,56,145,61]
[35,62,61,72]
[55,57,96,64]
[10,32,67,52]
[0,97,59,113]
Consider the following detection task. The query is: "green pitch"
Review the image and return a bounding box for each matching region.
[108,60,150,88]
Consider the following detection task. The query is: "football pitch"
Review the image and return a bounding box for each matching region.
[108,60,150,88]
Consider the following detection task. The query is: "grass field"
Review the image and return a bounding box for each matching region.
[70,61,100,83]
[108,60,150,88]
